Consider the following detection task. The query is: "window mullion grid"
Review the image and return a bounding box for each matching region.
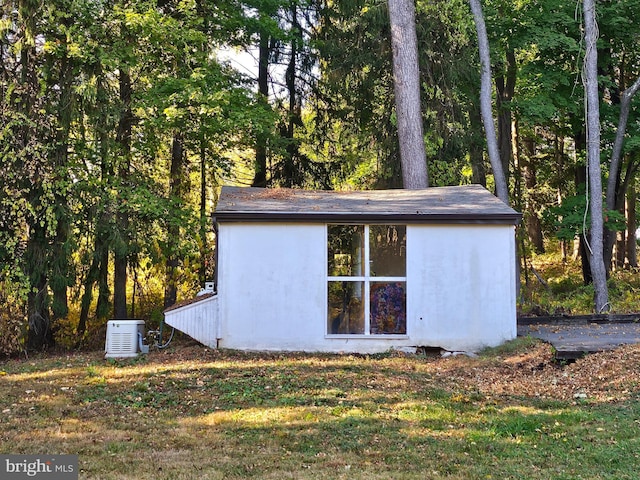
[364,225,371,335]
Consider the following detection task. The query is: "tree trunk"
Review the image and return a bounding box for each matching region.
[164,132,186,309]
[26,224,53,350]
[583,0,608,312]
[95,69,112,321]
[574,161,592,284]
[469,104,487,186]
[579,235,593,285]
[199,137,208,286]
[387,0,428,189]
[113,68,133,319]
[626,182,637,268]
[522,137,544,253]
[252,31,270,188]
[605,75,640,212]
[76,243,101,343]
[281,4,302,187]
[603,75,640,271]
[113,252,128,319]
[511,117,523,300]
[76,130,115,338]
[495,48,516,187]
[50,31,74,322]
[554,134,569,261]
[468,0,509,205]
[18,0,54,350]
[96,247,110,319]
[615,223,626,270]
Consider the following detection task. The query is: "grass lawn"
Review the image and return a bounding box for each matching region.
[1,338,640,479]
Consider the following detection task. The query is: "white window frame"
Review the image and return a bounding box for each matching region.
[326,224,407,336]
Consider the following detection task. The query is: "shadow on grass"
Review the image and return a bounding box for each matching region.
[2,348,640,479]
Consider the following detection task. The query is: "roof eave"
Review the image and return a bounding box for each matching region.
[214,212,522,225]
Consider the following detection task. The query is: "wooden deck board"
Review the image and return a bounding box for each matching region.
[518,315,640,361]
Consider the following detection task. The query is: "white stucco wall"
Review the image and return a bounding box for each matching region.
[215,222,517,353]
[217,223,329,351]
[406,224,517,351]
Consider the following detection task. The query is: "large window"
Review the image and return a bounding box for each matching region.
[327,225,406,335]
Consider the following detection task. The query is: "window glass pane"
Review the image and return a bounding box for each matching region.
[370,282,406,334]
[369,225,406,276]
[328,281,364,334]
[328,225,365,277]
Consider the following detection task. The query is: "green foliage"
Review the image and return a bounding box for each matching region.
[547,193,626,241]
[0,0,285,350]
[313,0,482,188]
[3,0,640,349]
[521,241,640,315]
[479,336,540,358]
[0,279,29,356]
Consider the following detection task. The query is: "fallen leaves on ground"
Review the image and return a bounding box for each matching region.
[3,338,640,407]
[145,339,640,404]
[431,341,640,403]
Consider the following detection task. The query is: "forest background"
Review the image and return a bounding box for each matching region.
[2,0,640,356]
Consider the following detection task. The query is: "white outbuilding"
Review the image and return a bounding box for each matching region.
[164,185,521,354]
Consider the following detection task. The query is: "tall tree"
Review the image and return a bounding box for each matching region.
[495,47,516,187]
[468,0,509,204]
[387,0,428,188]
[604,75,640,268]
[113,65,133,319]
[46,3,77,323]
[582,0,608,312]
[15,0,55,349]
[252,30,271,187]
[164,132,186,308]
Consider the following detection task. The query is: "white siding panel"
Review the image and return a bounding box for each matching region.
[164,295,219,348]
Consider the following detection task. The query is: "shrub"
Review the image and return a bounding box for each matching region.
[0,281,28,356]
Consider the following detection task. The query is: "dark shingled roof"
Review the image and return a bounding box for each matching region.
[164,292,215,313]
[214,185,521,225]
